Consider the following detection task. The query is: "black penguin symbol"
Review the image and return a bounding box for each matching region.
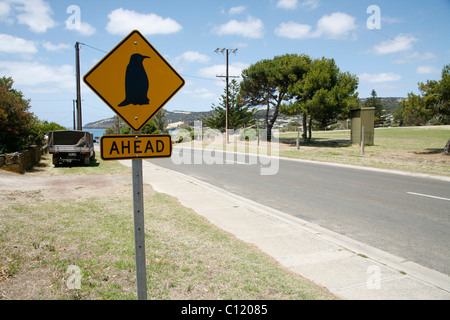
[118,53,150,107]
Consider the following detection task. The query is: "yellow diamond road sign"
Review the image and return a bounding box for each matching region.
[83,30,185,132]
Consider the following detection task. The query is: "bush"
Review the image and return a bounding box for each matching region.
[0,77,36,153]
[0,77,66,154]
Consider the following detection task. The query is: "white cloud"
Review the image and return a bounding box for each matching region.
[416,65,440,75]
[277,0,319,10]
[234,42,248,48]
[393,51,436,64]
[229,6,246,15]
[315,12,357,39]
[275,22,312,39]
[0,33,37,54]
[358,72,402,83]
[381,16,404,24]
[42,41,70,52]
[216,16,264,39]
[78,21,96,36]
[9,0,56,33]
[106,8,182,36]
[182,87,216,100]
[0,1,11,20]
[300,0,319,10]
[277,0,298,10]
[0,61,74,93]
[275,12,356,40]
[175,51,211,64]
[373,34,417,55]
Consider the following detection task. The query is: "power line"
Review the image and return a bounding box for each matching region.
[79,42,108,54]
[180,73,222,82]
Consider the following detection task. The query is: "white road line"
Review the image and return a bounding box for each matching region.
[407,192,450,201]
[225,160,252,165]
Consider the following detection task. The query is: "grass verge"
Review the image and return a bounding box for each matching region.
[278,126,449,176]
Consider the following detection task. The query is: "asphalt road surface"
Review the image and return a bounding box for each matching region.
[148,147,450,276]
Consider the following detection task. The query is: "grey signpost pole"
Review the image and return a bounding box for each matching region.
[131,133,147,300]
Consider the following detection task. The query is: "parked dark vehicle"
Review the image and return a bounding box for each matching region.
[48,130,95,166]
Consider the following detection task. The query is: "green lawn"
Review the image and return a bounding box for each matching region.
[278,126,449,176]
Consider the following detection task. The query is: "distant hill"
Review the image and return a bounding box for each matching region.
[359,97,406,114]
[84,110,213,129]
[165,110,213,127]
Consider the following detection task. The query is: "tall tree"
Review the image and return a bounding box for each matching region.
[153,109,168,133]
[281,57,358,141]
[364,89,386,126]
[203,79,255,131]
[240,54,311,140]
[400,64,450,125]
[401,92,431,126]
[0,76,37,153]
[418,64,449,124]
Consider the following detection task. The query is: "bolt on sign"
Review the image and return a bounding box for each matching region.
[100,134,172,161]
[83,30,185,132]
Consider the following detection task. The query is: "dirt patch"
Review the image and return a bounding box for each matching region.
[0,158,141,300]
[0,172,133,203]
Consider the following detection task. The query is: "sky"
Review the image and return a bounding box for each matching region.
[0,0,449,129]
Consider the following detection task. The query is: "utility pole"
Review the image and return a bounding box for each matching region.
[215,48,239,143]
[72,99,76,130]
[75,42,83,131]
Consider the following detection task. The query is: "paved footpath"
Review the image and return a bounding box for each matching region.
[120,160,450,300]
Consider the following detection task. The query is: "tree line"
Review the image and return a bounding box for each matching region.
[204,55,449,141]
[2,57,448,153]
[394,64,449,126]
[205,53,359,141]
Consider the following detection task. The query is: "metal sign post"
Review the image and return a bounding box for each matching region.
[132,152,147,300]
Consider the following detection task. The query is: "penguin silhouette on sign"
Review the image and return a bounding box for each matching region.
[118,53,150,107]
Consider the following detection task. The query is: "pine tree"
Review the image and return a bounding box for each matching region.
[364,89,386,126]
[203,79,255,131]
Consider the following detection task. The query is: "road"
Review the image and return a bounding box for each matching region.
[148,147,450,276]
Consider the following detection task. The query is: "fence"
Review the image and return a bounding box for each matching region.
[0,145,44,174]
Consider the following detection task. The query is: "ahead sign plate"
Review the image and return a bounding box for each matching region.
[100,134,172,160]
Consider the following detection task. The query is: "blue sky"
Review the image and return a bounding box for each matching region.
[0,0,449,128]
